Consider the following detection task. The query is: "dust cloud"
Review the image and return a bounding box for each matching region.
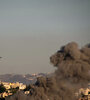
[6,42,90,100]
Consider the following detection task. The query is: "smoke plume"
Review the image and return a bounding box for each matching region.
[6,42,90,100]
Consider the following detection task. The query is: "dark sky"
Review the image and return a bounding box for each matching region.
[0,0,90,74]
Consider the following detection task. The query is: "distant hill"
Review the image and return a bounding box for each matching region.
[0,73,49,85]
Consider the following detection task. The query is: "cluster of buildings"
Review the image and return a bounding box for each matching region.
[78,88,90,100]
[0,81,26,98]
[75,84,90,100]
[2,81,26,90]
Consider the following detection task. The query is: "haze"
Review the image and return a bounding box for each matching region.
[0,0,90,74]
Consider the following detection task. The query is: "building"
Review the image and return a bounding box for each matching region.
[0,81,26,98]
[25,91,30,95]
[0,92,12,98]
[19,83,26,90]
[78,88,90,100]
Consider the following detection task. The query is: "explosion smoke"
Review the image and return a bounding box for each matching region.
[51,42,90,83]
[6,42,90,100]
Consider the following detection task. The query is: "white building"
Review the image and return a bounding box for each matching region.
[19,83,26,90]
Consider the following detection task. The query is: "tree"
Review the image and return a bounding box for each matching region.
[0,84,6,93]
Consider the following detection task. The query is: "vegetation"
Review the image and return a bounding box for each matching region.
[24,84,32,91]
[9,87,19,94]
[0,84,6,93]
